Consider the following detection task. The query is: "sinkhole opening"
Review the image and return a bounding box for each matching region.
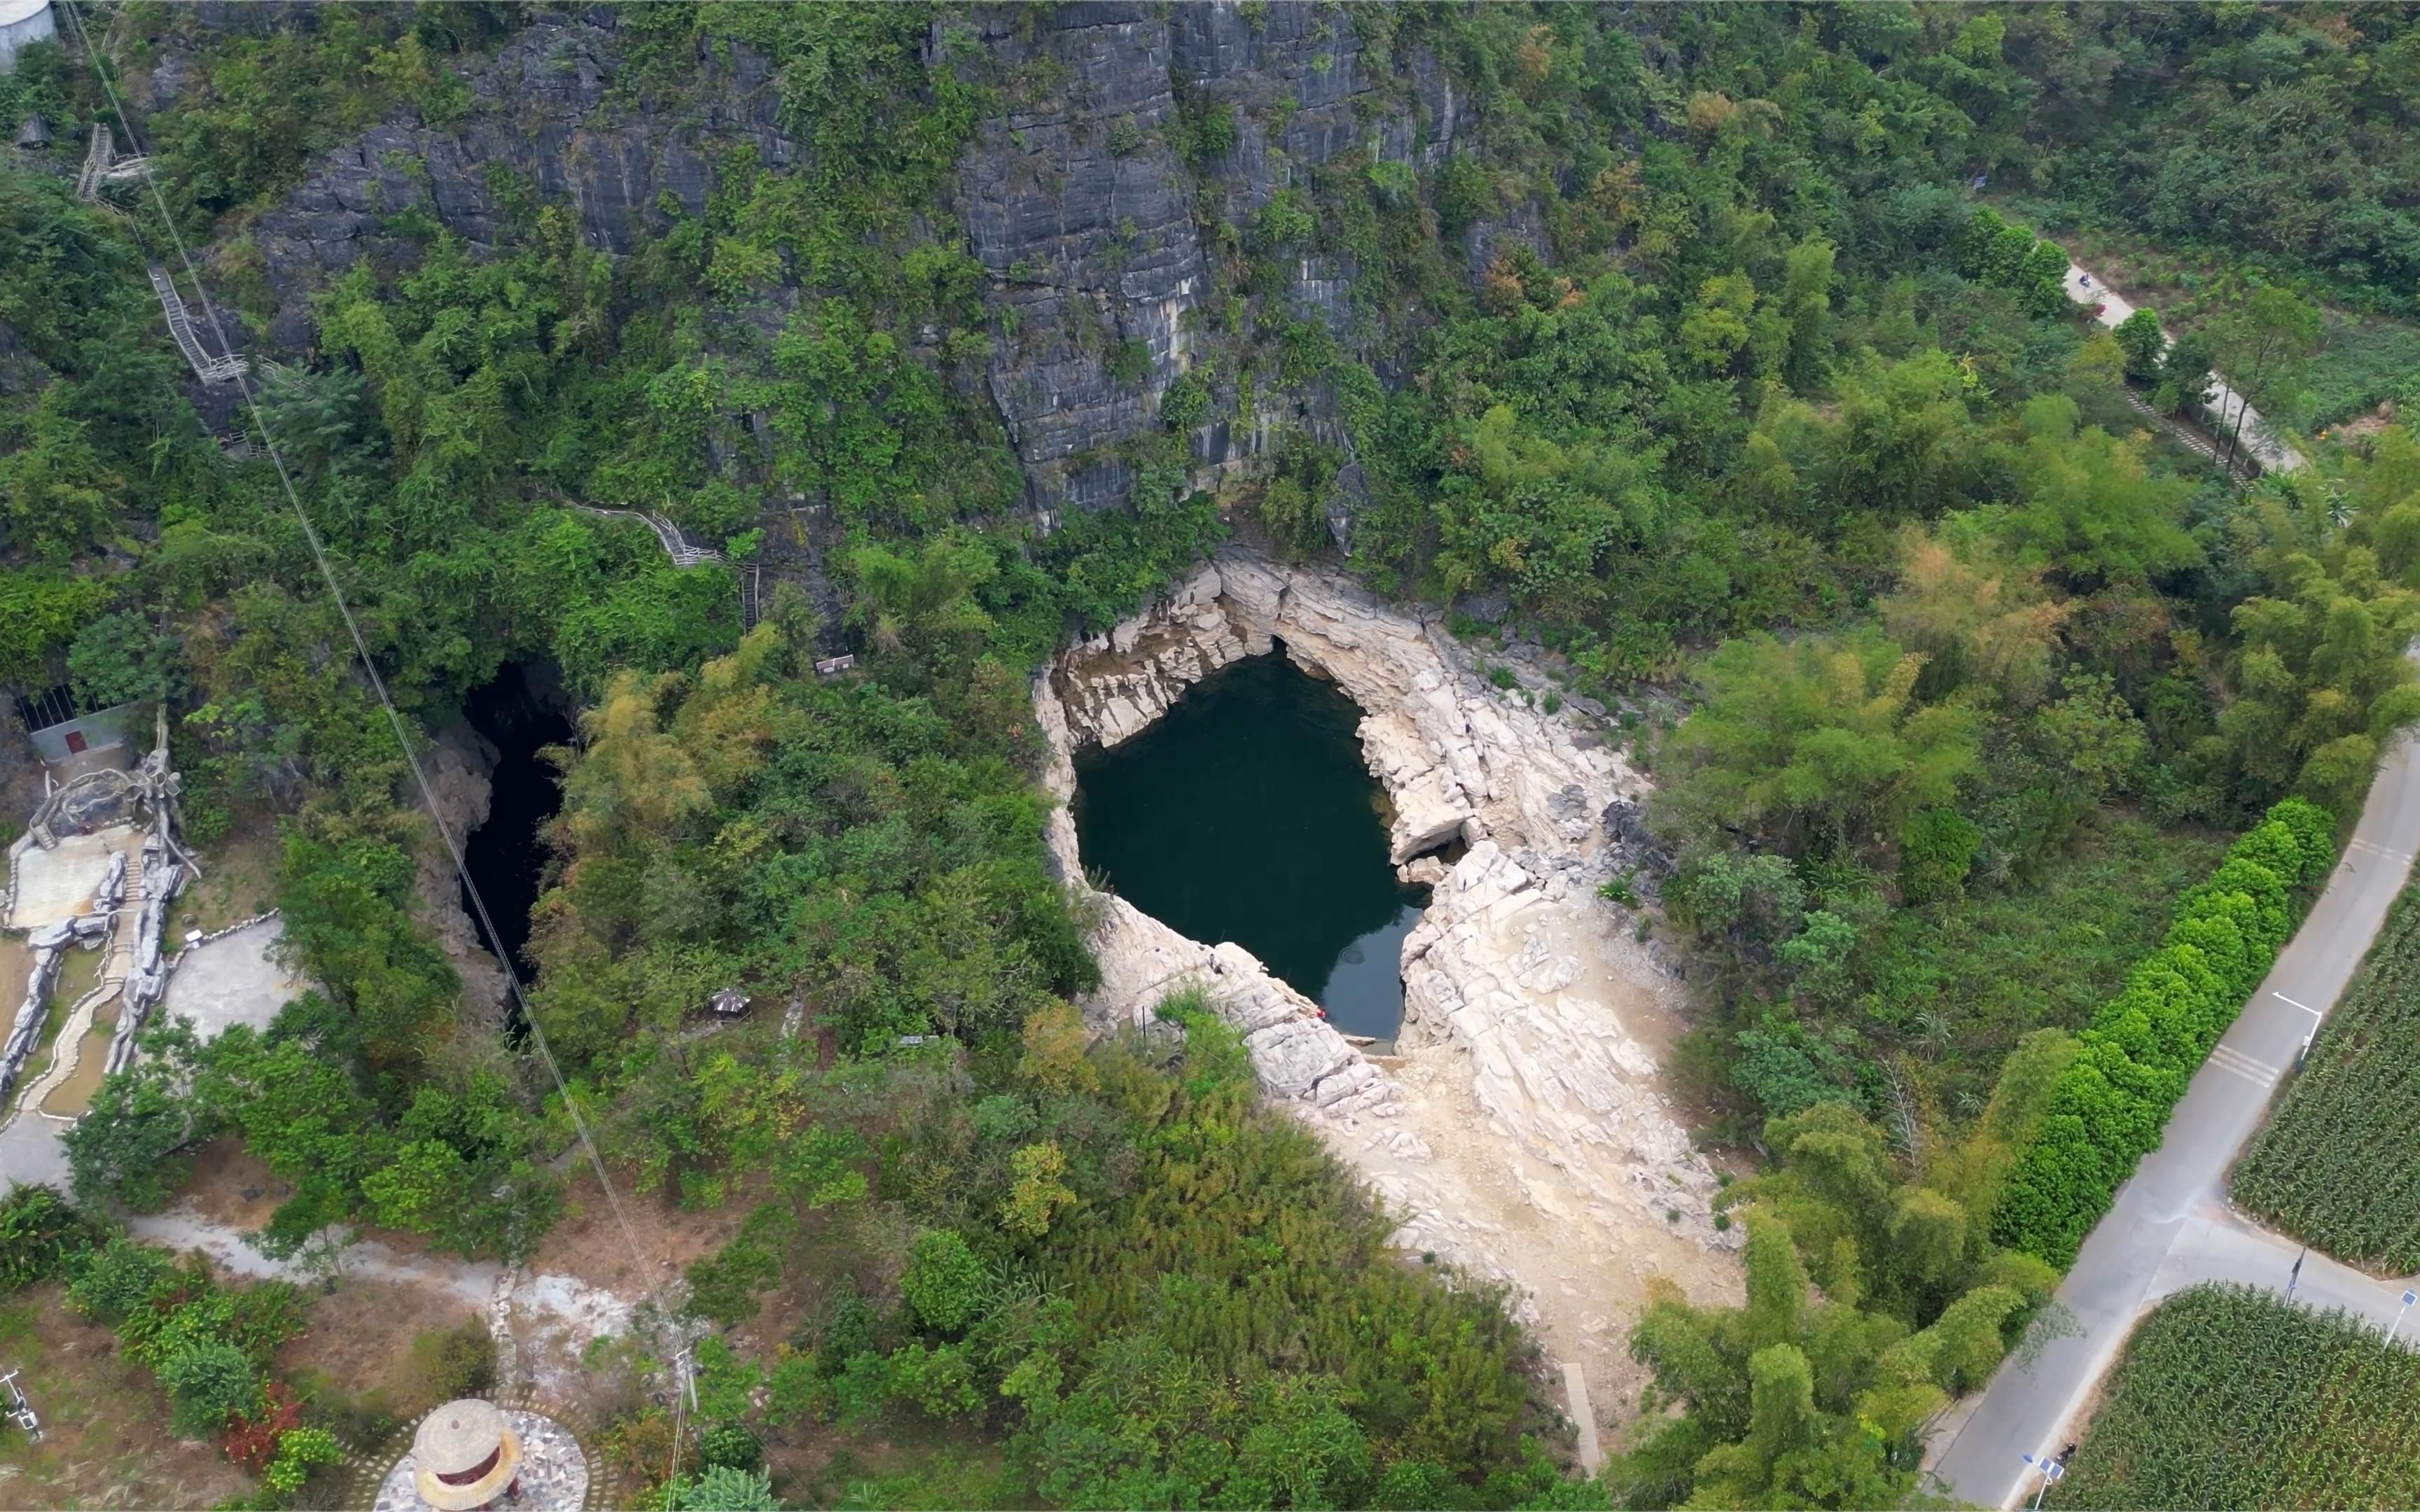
[458,662,573,973]
[1071,647,1426,1042]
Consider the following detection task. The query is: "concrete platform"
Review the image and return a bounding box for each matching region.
[160,918,309,1040]
[0,1097,71,1189]
[5,826,140,930]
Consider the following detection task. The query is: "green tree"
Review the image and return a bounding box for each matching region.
[1883,520,2072,709]
[2220,517,2420,813]
[0,387,122,564]
[2211,288,2320,470]
[1621,1209,1954,1511]
[1776,239,1839,391]
[64,1019,218,1212]
[1680,274,1758,372]
[2155,331,2216,418]
[1899,808,1983,904]
[2113,308,2167,381]
[1660,629,1982,854]
[0,569,111,685]
[2001,396,2199,589]
[67,610,182,710]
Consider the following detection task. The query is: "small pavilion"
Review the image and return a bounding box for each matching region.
[370,1398,590,1512]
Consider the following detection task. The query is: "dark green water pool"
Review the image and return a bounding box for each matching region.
[1071,650,1426,1039]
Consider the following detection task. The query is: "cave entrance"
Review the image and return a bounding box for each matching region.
[1071,649,1425,1042]
[458,662,573,972]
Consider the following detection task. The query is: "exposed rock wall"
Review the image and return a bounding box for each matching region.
[418,725,511,1021]
[954,2,1464,516]
[242,13,784,350]
[218,4,1512,523]
[1039,549,1737,1401]
[0,698,45,848]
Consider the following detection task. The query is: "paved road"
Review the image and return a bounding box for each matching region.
[1930,727,2420,1508]
[2061,262,2306,475]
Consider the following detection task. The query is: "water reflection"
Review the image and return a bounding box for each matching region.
[1320,902,1425,1044]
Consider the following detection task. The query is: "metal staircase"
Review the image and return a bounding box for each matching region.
[573,505,724,568]
[147,266,249,384]
[76,122,148,200]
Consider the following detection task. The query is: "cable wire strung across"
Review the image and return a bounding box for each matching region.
[57,4,693,1485]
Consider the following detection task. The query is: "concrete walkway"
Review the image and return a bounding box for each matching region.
[2062,262,2307,475]
[1929,726,2420,1507]
[158,918,307,1040]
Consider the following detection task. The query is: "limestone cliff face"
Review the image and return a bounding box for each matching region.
[955,2,1454,514]
[223,4,1489,522]
[1039,550,1737,1367]
[416,725,512,1023]
[239,13,781,351]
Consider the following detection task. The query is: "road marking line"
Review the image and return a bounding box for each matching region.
[2351,839,2412,862]
[2206,1045,2279,1086]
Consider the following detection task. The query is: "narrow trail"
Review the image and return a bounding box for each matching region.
[2060,260,2307,476]
[127,1206,637,1397]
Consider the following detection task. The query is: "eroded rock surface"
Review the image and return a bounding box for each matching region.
[1038,550,1738,1406]
[417,726,512,1019]
[230,6,1502,526]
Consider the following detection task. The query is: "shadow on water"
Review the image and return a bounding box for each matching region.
[1071,648,1426,1040]
[459,663,573,972]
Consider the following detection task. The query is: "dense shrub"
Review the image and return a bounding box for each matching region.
[0,1184,98,1291]
[404,1320,498,1406]
[162,1338,260,1438]
[1990,799,2337,1264]
[697,1420,764,1472]
[665,1464,782,1511]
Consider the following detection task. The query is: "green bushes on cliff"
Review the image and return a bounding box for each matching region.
[1989,798,2337,1266]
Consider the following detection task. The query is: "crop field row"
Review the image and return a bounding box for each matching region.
[2234,883,2420,1269]
[2046,1284,2420,1511]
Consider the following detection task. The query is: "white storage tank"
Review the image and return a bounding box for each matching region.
[0,1,55,72]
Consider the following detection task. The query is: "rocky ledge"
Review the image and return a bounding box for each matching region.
[1036,550,1737,1374]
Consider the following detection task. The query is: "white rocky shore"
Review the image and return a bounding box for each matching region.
[1036,550,1739,1410]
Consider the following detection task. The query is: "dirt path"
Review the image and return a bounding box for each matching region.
[127,1205,638,1399]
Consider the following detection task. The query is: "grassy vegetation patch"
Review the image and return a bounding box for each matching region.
[1861,816,2230,1100]
[0,1286,257,1510]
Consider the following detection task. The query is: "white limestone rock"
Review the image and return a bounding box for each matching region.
[1034,549,1739,1366]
